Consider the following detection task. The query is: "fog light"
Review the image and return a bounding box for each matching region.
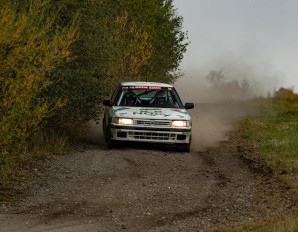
[177,135,186,140]
[117,132,127,138]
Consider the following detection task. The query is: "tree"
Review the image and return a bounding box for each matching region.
[274,87,298,99]
[104,11,153,84]
[206,70,225,87]
[0,0,77,156]
[98,0,188,83]
[205,70,253,100]
[43,0,188,129]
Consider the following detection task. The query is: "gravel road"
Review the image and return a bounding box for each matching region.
[0,104,294,232]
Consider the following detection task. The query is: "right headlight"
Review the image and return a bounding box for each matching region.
[171,120,189,127]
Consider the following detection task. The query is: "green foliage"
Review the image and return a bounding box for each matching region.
[0,1,77,159]
[104,11,154,83]
[103,0,188,83]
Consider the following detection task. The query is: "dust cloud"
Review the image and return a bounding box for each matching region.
[86,120,105,146]
[188,103,249,152]
[175,45,285,103]
[174,51,285,151]
[175,73,257,152]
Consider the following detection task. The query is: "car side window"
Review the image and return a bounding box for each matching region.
[110,86,120,105]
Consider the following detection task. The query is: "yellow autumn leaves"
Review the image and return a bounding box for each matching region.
[104,11,154,90]
[0,1,77,157]
[0,4,153,158]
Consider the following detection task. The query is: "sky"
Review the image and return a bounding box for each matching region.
[173,0,298,99]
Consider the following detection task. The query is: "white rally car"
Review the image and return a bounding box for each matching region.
[102,82,194,152]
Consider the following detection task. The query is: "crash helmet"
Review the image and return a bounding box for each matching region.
[125,92,137,105]
[155,90,167,105]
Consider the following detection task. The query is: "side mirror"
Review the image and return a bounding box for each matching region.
[103,100,112,107]
[184,103,194,110]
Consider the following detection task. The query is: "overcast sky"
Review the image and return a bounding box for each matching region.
[173,0,298,94]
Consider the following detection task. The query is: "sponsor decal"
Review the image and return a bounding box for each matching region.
[133,111,171,117]
[172,109,188,115]
[140,110,162,113]
[139,108,161,111]
[121,86,175,92]
[122,86,162,90]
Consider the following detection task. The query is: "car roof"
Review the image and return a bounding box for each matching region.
[121,82,174,88]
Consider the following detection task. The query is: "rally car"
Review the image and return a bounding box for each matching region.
[102,82,194,152]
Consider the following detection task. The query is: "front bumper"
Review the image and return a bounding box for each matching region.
[110,125,191,144]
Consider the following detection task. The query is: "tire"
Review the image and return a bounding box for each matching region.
[102,117,107,139]
[106,126,117,149]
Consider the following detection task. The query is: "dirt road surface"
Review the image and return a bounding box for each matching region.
[0,104,294,232]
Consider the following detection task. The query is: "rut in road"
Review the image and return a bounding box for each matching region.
[1,141,294,232]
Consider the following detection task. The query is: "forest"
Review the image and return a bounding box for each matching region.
[0,0,188,164]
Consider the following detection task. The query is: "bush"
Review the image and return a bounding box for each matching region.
[0,1,77,160]
[274,87,298,100]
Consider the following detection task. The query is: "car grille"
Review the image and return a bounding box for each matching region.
[129,132,176,141]
[134,119,171,127]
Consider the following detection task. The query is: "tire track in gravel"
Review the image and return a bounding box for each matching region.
[139,145,257,232]
[0,143,295,232]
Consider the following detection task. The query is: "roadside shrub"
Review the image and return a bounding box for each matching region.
[0,1,77,161]
[274,87,298,100]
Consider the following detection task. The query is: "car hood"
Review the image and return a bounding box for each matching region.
[112,107,190,120]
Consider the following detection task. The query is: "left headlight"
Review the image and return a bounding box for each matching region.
[171,120,189,127]
[113,117,134,125]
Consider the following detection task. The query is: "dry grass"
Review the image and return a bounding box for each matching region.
[0,130,69,204]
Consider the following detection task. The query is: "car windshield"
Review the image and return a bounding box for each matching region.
[115,86,183,108]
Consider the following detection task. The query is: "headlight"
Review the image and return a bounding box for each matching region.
[113,117,134,125]
[171,120,189,127]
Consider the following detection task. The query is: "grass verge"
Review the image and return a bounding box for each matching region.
[240,98,297,187]
[214,98,297,232]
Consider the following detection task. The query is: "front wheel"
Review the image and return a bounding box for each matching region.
[105,126,116,149]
